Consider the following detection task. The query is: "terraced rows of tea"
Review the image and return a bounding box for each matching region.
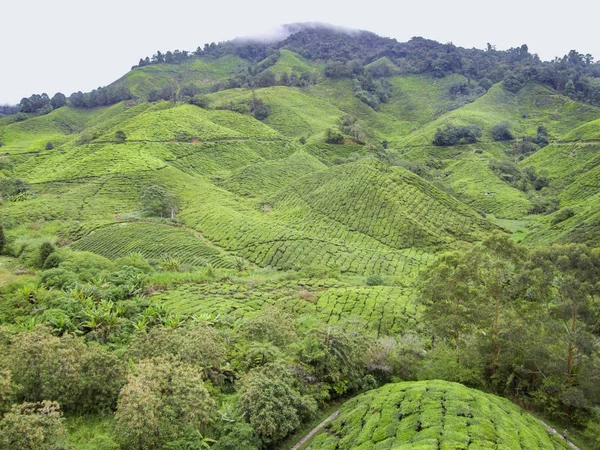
[270,158,492,249]
[72,222,233,268]
[310,380,570,450]
[154,280,418,335]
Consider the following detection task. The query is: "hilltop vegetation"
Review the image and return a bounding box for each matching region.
[2,23,600,449]
[311,380,570,449]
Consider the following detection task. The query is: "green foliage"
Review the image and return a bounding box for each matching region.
[0,401,69,450]
[325,128,344,144]
[139,184,177,217]
[491,122,514,141]
[310,381,570,449]
[115,358,215,449]
[45,141,54,150]
[365,275,384,286]
[37,241,55,268]
[432,124,482,146]
[114,130,127,143]
[239,362,317,444]
[3,327,127,414]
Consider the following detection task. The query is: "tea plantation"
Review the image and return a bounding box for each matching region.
[2,23,600,450]
[310,380,570,450]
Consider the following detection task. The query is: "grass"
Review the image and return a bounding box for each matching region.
[309,380,571,450]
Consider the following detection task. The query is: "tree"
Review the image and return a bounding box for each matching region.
[114,130,127,143]
[249,94,270,120]
[0,401,68,450]
[45,141,54,150]
[239,363,316,444]
[5,326,126,414]
[179,84,200,100]
[527,246,600,387]
[534,125,550,147]
[491,122,514,141]
[325,128,344,144]
[37,241,55,268]
[115,358,215,449]
[139,184,177,218]
[50,93,66,109]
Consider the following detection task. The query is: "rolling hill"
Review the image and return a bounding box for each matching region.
[2,23,600,450]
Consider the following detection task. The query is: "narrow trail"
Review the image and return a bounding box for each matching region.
[291,410,340,450]
[538,420,581,450]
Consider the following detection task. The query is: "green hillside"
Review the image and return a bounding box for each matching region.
[2,23,600,450]
[310,380,570,450]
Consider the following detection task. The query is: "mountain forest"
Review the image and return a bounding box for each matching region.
[1,23,600,449]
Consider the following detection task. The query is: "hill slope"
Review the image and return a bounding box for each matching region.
[310,380,570,450]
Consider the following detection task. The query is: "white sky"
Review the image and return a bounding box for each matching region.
[1,0,599,104]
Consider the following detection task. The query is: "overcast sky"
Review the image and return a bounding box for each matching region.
[1,0,599,105]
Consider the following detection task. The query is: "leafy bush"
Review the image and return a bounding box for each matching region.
[249,95,270,121]
[551,207,576,225]
[188,94,210,108]
[0,177,30,199]
[432,125,482,146]
[491,122,514,141]
[139,184,177,217]
[114,130,127,143]
[45,141,54,150]
[325,128,344,144]
[0,401,68,450]
[366,275,384,286]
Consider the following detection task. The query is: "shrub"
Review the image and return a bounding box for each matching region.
[249,95,270,121]
[551,207,575,225]
[188,94,210,108]
[37,242,55,269]
[366,275,384,286]
[45,141,54,150]
[115,358,215,449]
[239,363,317,444]
[491,122,513,141]
[503,73,523,93]
[0,177,30,199]
[139,184,177,217]
[0,401,68,450]
[114,130,127,143]
[325,128,344,144]
[432,125,482,146]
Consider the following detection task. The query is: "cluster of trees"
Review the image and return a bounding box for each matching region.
[432,124,482,146]
[0,105,20,117]
[352,75,392,109]
[212,68,318,93]
[280,27,600,106]
[419,233,600,436]
[134,40,273,69]
[69,85,133,108]
[18,92,66,115]
[129,25,600,107]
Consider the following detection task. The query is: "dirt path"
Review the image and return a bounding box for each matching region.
[538,420,581,450]
[291,410,340,450]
